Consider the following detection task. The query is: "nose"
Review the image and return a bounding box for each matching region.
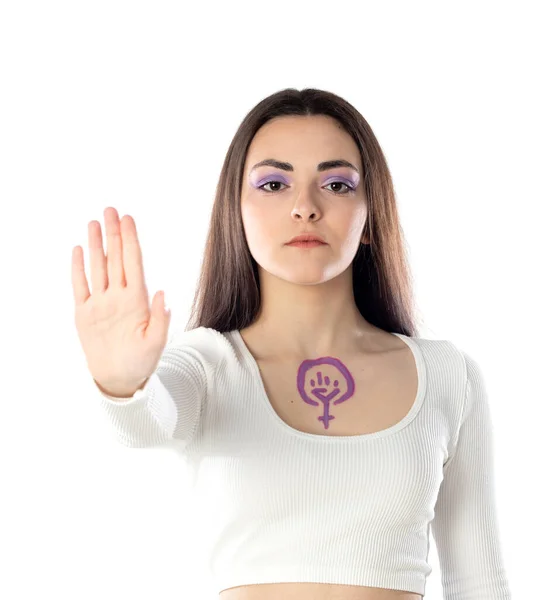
[292,209,318,221]
[291,196,321,222]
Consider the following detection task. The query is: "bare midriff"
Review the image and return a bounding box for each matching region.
[220,583,423,599]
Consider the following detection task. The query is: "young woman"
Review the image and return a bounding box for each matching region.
[72,88,512,600]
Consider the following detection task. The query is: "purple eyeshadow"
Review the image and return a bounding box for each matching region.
[250,172,360,189]
[251,174,290,187]
[322,175,359,189]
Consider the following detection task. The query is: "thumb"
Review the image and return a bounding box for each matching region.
[146,290,171,341]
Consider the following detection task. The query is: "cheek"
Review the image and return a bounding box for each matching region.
[241,200,276,248]
[335,203,367,235]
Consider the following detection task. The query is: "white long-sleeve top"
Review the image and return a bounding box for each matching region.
[93,326,512,599]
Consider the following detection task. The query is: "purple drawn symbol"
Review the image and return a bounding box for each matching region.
[296,357,356,429]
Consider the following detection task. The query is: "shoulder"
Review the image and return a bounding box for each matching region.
[412,336,484,388]
[404,334,467,375]
[404,334,471,409]
[409,334,490,413]
[163,326,230,368]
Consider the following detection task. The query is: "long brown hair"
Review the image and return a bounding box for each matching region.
[185,88,423,337]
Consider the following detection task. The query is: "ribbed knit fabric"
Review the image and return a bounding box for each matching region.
[94,327,512,599]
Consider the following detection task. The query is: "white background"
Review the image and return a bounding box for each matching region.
[1,1,556,598]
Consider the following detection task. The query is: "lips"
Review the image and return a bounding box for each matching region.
[286,234,326,244]
[287,240,326,247]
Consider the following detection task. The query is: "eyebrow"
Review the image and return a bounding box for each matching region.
[250,158,359,174]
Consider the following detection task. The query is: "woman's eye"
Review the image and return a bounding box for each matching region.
[325,181,354,194]
[259,181,354,194]
[259,181,286,193]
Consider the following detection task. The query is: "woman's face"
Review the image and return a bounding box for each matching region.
[240,114,369,286]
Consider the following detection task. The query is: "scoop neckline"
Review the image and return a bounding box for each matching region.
[230,329,427,442]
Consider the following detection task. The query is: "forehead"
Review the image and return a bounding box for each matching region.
[244,115,362,172]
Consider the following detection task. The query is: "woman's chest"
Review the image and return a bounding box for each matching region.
[197,337,444,511]
[255,344,419,438]
[194,341,443,558]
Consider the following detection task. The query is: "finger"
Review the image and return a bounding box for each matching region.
[71,245,91,305]
[121,214,146,289]
[104,206,126,287]
[89,220,108,292]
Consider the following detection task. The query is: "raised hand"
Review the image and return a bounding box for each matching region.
[72,207,171,397]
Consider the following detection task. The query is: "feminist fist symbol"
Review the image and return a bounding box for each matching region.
[296,357,356,430]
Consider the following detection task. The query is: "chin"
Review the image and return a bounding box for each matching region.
[264,264,343,286]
